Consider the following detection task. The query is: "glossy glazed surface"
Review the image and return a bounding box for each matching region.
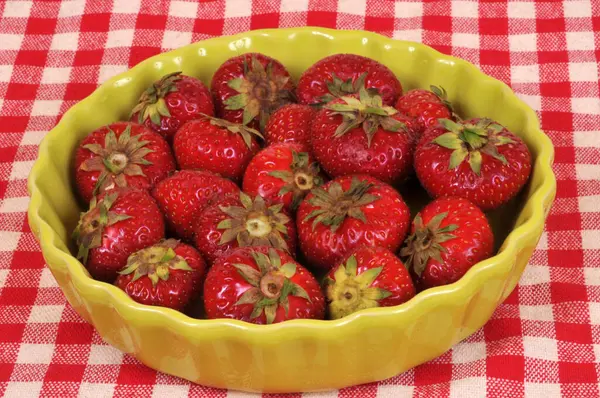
[28,28,555,393]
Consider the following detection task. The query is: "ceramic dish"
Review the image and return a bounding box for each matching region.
[27,27,556,393]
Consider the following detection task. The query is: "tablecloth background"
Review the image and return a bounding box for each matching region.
[0,0,599,397]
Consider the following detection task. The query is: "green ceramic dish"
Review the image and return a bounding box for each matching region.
[27,27,556,392]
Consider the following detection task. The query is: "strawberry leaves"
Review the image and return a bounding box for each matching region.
[433,118,515,176]
[79,124,154,196]
[73,192,132,265]
[233,248,310,324]
[202,114,264,150]
[318,72,380,105]
[400,211,458,277]
[324,87,407,147]
[429,85,458,119]
[217,192,292,252]
[324,254,392,319]
[118,239,193,287]
[304,177,380,232]
[224,55,294,131]
[268,150,324,210]
[233,262,262,286]
[131,71,181,126]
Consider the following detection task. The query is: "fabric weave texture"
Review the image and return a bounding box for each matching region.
[0,1,599,397]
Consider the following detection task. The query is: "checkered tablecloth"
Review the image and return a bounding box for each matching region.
[1,0,599,397]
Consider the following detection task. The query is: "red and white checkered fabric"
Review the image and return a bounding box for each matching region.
[1,0,599,397]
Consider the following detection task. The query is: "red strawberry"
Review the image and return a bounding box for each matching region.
[72,187,165,282]
[297,175,410,270]
[395,86,455,136]
[297,54,402,106]
[151,170,240,241]
[204,247,325,324]
[310,89,417,185]
[115,239,206,311]
[74,122,175,203]
[324,246,416,319]
[211,53,295,131]
[400,196,494,290]
[264,104,315,148]
[173,116,262,183]
[242,143,325,212]
[414,118,532,210]
[194,192,297,265]
[130,72,214,142]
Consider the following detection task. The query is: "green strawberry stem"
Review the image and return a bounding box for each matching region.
[223,55,294,131]
[118,239,192,286]
[304,177,380,232]
[233,248,310,324]
[429,85,459,120]
[268,151,323,210]
[318,71,379,105]
[79,124,154,195]
[324,254,391,319]
[217,192,292,252]
[324,87,407,147]
[200,114,264,150]
[72,192,131,265]
[400,211,458,277]
[433,118,515,176]
[131,71,181,126]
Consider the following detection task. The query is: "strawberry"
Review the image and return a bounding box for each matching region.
[204,247,325,324]
[242,143,325,212]
[173,116,262,183]
[194,192,296,266]
[211,53,295,131]
[297,175,410,270]
[395,86,455,137]
[310,88,417,185]
[264,104,315,148]
[115,239,206,311]
[297,53,402,107]
[324,246,415,319]
[72,187,165,282]
[400,196,494,290]
[151,170,240,241]
[414,118,532,210]
[74,122,175,203]
[130,72,214,142]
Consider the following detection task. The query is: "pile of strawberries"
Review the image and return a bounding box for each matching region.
[72,53,532,324]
